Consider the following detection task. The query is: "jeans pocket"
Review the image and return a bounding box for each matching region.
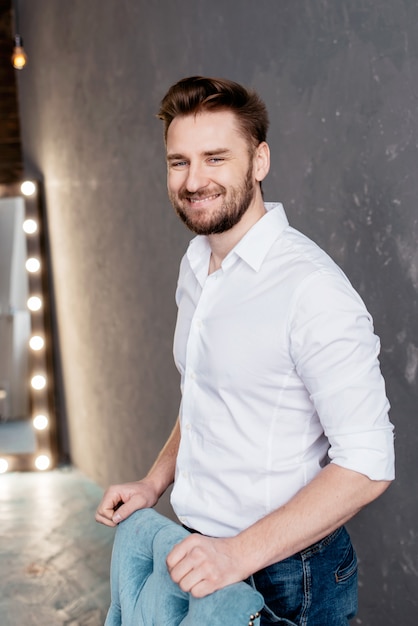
[250,561,303,625]
[335,542,358,583]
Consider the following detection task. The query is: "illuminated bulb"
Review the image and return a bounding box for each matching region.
[25,257,41,273]
[29,335,45,351]
[20,180,36,196]
[31,374,46,390]
[23,219,38,234]
[27,296,42,311]
[12,36,28,70]
[0,458,9,474]
[33,414,48,430]
[35,455,50,471]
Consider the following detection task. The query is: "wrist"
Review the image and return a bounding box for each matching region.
[230,525,273,577]
[226,533,261,581]
[142,470,173,502]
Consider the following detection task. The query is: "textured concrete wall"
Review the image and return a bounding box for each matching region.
[16,1,418,623]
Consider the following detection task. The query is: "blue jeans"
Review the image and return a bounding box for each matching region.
[248,526,358,626]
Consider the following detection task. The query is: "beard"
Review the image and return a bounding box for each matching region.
[169,161,256,236]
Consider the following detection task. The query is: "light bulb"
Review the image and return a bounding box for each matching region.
[23,219,38,234]
[21,180,36,196]
[31,374,46,390]
[29,335,45,351]
[27,296,42,311]
[33,414,48,430]
[35,455,51,471]
[25,257,41,273]
[12,35,27,70]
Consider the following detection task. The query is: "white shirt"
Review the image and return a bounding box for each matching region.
[171,203,395,538]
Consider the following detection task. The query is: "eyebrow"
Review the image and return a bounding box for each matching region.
[166,148,232,162]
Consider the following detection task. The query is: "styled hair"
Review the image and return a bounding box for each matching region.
[157,76,269,149]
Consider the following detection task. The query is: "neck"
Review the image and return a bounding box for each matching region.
[208,196,266,273]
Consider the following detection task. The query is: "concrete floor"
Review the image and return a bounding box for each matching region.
[0,466,114,625]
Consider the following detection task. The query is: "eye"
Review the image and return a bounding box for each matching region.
[170,160,188,169]
[208,157,224,164]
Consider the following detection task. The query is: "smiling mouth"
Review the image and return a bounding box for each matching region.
[187,193,222,206]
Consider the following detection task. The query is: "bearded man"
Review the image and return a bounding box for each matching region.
[96,76,395,626]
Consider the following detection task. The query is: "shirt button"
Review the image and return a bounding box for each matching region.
[190,371,196,380]
[185,423,191,431]
[195,318,202,328]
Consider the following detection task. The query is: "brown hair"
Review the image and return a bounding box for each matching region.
[157,76,269,149]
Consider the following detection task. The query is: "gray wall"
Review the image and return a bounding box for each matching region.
[17,1,418,624]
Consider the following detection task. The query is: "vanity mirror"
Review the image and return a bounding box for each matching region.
[0,180,57,473]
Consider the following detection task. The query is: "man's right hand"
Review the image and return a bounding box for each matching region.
[95,479,159,527]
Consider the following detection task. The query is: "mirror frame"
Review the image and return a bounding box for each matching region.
[0,180,57,472]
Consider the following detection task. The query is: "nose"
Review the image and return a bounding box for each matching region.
[185,162,209,193]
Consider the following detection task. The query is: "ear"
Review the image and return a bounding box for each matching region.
[254,141,270,182]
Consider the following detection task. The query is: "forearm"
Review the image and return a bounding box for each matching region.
[166,462,391,598]
[233,464,391,575]
[96,417,181,526]
[143,417,181,497]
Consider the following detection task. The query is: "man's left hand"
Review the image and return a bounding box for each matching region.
[166,533,246,598]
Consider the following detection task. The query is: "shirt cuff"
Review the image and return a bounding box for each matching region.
[328,426,395,481]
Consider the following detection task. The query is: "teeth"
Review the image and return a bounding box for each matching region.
[190,194,219,203]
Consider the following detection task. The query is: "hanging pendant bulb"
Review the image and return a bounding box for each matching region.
[12,34,28,70]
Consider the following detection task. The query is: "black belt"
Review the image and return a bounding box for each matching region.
[182,524,203,535]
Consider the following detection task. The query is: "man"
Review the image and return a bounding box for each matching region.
[96,76,395,625]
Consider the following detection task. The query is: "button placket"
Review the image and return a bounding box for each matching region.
[182,272,220,391]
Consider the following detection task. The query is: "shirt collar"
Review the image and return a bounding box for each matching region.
[233,202,289,271]
[186,202,289,283]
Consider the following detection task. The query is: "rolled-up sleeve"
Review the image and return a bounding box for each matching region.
[290,270,395,481]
